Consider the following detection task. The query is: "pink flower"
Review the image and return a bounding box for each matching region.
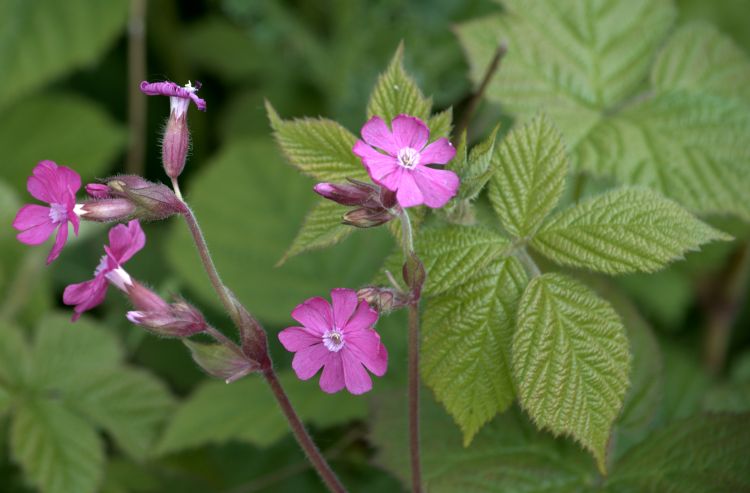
[13,160,84,264]
[139,80,206,116]
[278,288,388,395]
[63,220,145,321]
[352,115,459,208]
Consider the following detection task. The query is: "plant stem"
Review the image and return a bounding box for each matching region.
[125,0,147,175]
[517,247,541,278]
[454,42,507,140]
[263,369,347,493]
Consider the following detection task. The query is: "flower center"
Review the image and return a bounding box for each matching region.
[48,203,68,224]
[397,147,420,169]
[322,329,345,352]
[93,255,110,277]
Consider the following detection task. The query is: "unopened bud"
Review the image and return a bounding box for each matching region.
[184,340,260,383]
[103,175,186,220]
[125,282,207,338]
[342,207,394,228]
[86,183,111,199]
[162,111,190,179]
[314,180,378,207]
[357,286,409,313]
[79,199,137,222]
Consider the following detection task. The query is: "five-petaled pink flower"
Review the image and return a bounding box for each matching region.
[353,115,459,208]
[279,288,388,395]
[63,220,145,321]
[13,160,84,264]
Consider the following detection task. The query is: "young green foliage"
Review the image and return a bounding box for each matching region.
[278,200,353,265]
[450,124,500,202]
[488,115,568,239]
[513,274,630,473]
[422,258,527,445]
[531,188,731,274]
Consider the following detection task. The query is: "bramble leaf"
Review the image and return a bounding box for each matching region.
[531,188,730,274]
[427,107,453,140]
[488,114,568,239]
[422,257,527,444]
[278,200,353,265]
[452,124,499,201]
[513,274,630,473]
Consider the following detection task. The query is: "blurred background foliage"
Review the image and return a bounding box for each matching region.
[0,0,749,492]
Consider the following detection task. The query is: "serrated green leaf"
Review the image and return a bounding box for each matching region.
[67,369,175,459]
[0,321,31,389]
[456,0,676,145]
[607,413,750,492]
[422,257,527,445]
[371,391,596,493]
[652,21,750,104]
[488,114,568,239]
[0,93,126,194]
[452,125,499,201]
[379,226,509,296]
[156,372,366,455]
[513,273,630,473]
[427,107,453,140]
[266,101,367,182]
[0,0,128,109]
[366,43,432,123]
[279,199,353,264]
[10,400,104,493]
[532,188,730,274]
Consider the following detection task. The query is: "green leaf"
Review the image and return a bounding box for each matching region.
[10,400,104,493]
[532,188,730,274]
[652,21,750,105]
[183,340,258,383]
[0,387,9,416]
[427,107,453,140]
[0,0,128,109]
[379,226,509,296]
[452,125,499,201]
[371,391,595,493]
[0,321,31,388]
[488,114,568,239]
[0,94,126,194]
[266,101,367,182]
[659,345,711,423]
[67,369,175,459]
[607,413,750,492]
[455,0,676,145]
[156,372,366,455]
[422,257,527,445]
[513,273,630,472]
[366,43,432,123]
[166,138,391,324]
[278,200,353,265]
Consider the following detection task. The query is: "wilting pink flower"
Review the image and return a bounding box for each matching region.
[353,115,459,208]
[139,80,206,114]
[63,220,145,321]
[13,161,84,264]
[279,288,387,395]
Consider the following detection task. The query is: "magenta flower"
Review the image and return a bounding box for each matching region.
[279,288,388,395]
[139,80,206,116]
[352,115,459,208]
[63,220,145,321]
[13,160,84,264]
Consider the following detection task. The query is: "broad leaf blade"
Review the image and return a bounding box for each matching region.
[488,114,568,239]
[532,188,730,274]
[422,257,527,444]
[278,200,353,264]
[513,273,630,472]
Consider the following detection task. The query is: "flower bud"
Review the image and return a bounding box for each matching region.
[103,175,187,220]
[342,207,394,228]
[162,111,190,179]
[126,281,170,312]
[85,183,111,199]
[125,282,207,338]
[79,199,137,222]
[314,180,378,207]
[185,339,260,383]
[357,286,409,313]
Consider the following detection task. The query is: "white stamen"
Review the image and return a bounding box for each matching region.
[397,147,420,169]
[323,329,345,352]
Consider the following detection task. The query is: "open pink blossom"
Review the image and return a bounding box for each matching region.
[352,115,459,208]
[279,288,388,395]
[63,220,145,321]
[13,160,84,264]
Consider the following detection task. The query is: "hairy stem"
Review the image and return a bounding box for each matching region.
[517,247,541,278]
[454,43,507,139]
[264,369,347,493]
[125,0,147,174]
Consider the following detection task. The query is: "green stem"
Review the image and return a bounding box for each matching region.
[517,248,541,278]
[454,43,507,140]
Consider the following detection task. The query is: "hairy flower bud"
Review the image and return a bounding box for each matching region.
[162,110,190,179]
[79,199,137,222]
[125,282,207,338]
[100,175,187,220]
[85,183,111,199]
[357,286,409,313]
[342,207,394,228]
[314,180,378,206]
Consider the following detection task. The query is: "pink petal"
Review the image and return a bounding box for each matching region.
[106,220,146,264]
[56,165,82,196]
[27,161,80,204]
[395,172,424,208]
[63,276,109,321]
[391,115,429,151]
[292,343,329,380]
[341,349,372,394]
[419,138,456,165]
[412,166,460,209]
[346,330,388,377]
[319,353,345,393]
[278,326,322,352]
[330,288,358,328]
[13,205,55,244]
[46,224,68,264]
[343,301,378,333]
[360,116,398,155]
[353,141,403,190]
[291,297,332,334]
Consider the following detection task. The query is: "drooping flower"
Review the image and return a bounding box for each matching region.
[278,288,388,394]
[352,115,459,208]
[13,160,84,264]
[63,220,145,321]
